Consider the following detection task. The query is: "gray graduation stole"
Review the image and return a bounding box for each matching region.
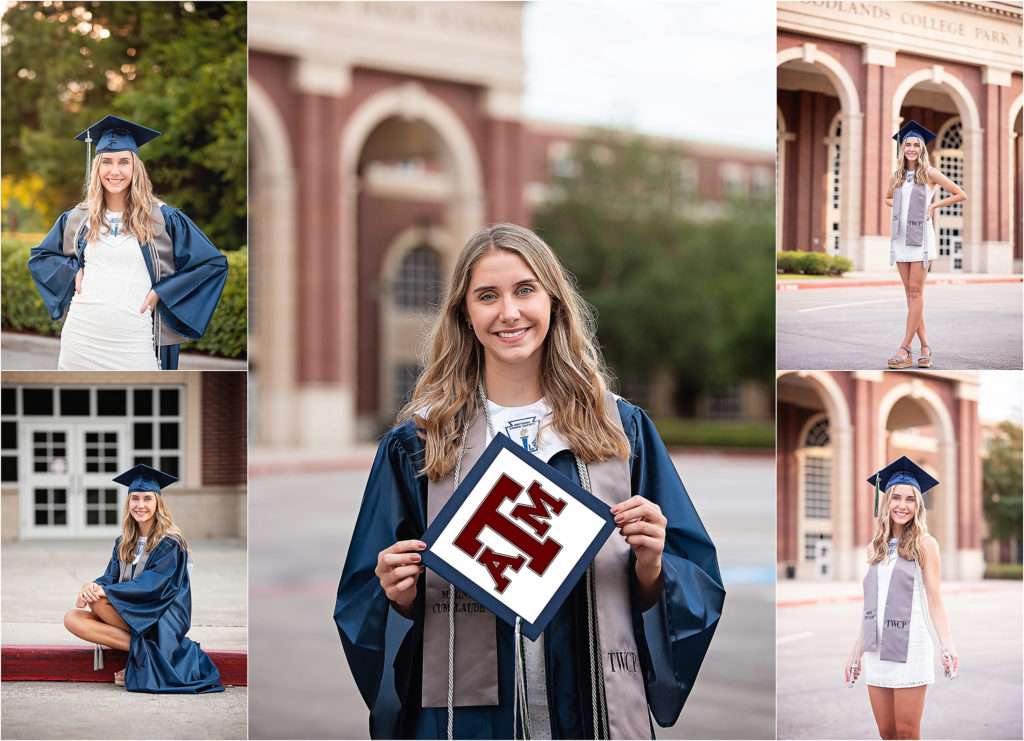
[423,395,650,739]
[118,545,150,583]
[60,202,187,348]
[890,176,929,266]
[861,554,916,662]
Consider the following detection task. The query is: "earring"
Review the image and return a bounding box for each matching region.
[466,318,473,329]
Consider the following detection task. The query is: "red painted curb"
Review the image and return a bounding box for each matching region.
[778,276,1023,291]
[1,645,247,685]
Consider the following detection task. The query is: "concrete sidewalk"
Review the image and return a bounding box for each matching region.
[1,539,246,649]
[778,578,1022,740]
[778,270,1023,291]
[0,331,247,370]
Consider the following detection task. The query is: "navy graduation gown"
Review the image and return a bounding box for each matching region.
[27,205,227,370]
[334,400,725,739]
[95,536,223,694]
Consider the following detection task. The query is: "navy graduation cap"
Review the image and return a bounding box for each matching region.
[113,464,178,494]
[867,455,939,516]
[893,120,936,146]
[75,115,162,155]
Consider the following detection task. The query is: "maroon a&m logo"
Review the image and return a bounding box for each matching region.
[453,474,566,593]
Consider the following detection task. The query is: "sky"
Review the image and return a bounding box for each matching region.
[523,1,776,151]
[979,372,1023,424]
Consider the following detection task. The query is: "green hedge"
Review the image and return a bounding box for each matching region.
[653,417,775,449]
[777,251,854,276]
[983,563,1023,580]
[1,235,247,358]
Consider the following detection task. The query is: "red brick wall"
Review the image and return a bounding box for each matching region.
[200,373,247,486]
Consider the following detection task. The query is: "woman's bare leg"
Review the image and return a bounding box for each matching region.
[63,597,131,651]
[868,685,898,739]
[892,685,927,740]
[897,262,928,353]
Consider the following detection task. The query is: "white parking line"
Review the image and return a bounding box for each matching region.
[776,630,815,644]
[797,298,904,313]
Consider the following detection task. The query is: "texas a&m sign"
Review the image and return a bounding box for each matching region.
[421,434,615,641]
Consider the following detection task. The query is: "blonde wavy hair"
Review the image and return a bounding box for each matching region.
[117,491,189,563]
[894,135,933,187]
[867,484,929,565]
[83,150,157,246]
[398,223,630,481]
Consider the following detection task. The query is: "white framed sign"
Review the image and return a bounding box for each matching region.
[421,434,615,641]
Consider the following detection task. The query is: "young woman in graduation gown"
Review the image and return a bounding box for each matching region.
[845,457,958,739]
[335,224,725,739]
[883,121,966,370]
[28,115,227,371]
[63,465,223,693]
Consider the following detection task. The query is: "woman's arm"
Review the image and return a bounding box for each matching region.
[884,173,896,208]
[926,167,967,221]
[920,535,958,673]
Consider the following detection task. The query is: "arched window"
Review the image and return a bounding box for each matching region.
[937,120,964,218]
[394,245,442,310]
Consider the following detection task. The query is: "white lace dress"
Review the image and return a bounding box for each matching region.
[58,212,159,370]
[862,538,936,688]
[892,172,937,263]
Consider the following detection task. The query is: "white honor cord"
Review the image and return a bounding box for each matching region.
[446,421,470,741]
[575,454,608,739]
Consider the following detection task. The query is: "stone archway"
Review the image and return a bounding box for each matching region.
[1010,95,1023,272]
[340,82,486,430]
[892,67,984,272]
[247,80,299,447]
[876,379,959,577]
[777,44,864,264]
[779,371,856,579]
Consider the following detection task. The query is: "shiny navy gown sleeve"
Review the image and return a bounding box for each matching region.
[152,206,228,341]
[334,424,427,738]
[104,536,223,694]
[92,540,121,588]
[619,400,726,727]
[27,210,81,320]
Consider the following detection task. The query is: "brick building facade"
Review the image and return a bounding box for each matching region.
[777,1,1023,273]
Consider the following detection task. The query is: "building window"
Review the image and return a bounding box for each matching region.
[938,227,962,271]
[394,246,442,311]
[804,532,832,561]
[938,121,963,218]
[827,117,842,255]
[804,455,831,519]
[804,418,830,447]
[702,386,743,419]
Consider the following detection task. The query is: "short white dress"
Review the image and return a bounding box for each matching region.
[892,170,937,263]
[58,211,159,371]
[862,537,936,688]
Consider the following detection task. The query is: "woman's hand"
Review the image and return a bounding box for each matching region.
[612,495,666,608]
[75,268,84,294]
[844,649,864,684]
[941,645,959,678]
[927,203,937,222]
[375,540,426,619]
[78,582,105,605]
[140,290,159,314]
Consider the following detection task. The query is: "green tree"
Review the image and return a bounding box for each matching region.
[982,421,1023,541]
[1,1,246,250]
[533,132,775,412]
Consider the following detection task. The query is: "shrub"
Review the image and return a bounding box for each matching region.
[2,235,247,358]
[829,255,854,275]
[795,252,832,275]
[983,563,1023,580]
[776,251,800,273]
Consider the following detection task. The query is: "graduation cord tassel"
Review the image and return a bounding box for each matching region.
[513,617,532,739]
[576,457,609,740]
[93,643,104,671]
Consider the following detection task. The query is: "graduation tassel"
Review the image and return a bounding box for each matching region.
[512,617,531,739]
[873,473,881,517]
[84,128,92,182]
